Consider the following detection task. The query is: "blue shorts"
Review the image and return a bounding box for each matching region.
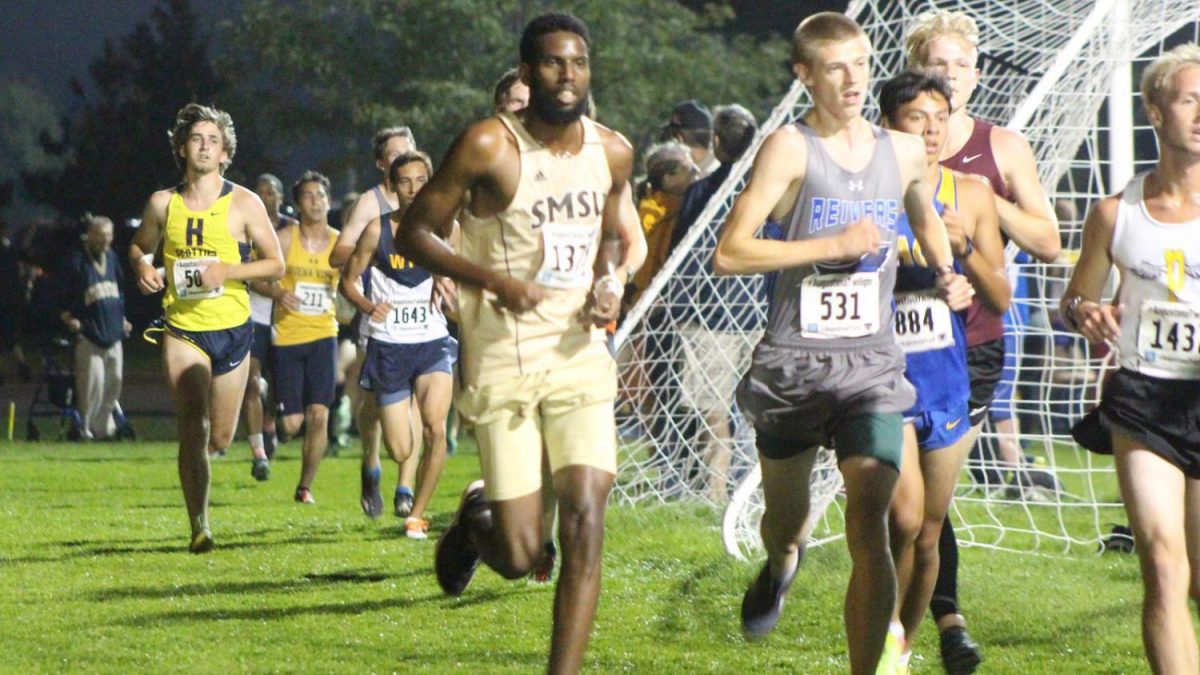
[250,321,272,365]
[167,321,253,376]
[906,403,970,452]
[359,336,457,407]
[989,331,1019,422]
[273,337,337,414]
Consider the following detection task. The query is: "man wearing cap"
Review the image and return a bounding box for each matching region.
[661,100,719,178]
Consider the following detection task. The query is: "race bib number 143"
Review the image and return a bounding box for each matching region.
[1137,300,1200,377]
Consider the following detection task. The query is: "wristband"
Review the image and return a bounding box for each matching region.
[934,264,955,278]
[1063,295,1084,331]
[593,273,624,299]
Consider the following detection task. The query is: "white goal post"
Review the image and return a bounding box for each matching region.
[610,0,1200,559]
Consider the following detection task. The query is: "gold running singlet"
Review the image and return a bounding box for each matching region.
[272,224,340,347]
[456,111,613,388]
[162,180,251,331]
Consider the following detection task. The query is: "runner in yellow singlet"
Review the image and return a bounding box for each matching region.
[128,103,284,554]
[260,171,340,505]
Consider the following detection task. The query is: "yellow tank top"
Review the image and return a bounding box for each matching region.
[163,180,251,331]
[457,112,613,387]
[273,224,339,346]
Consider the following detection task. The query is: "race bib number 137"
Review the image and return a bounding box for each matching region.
[537,222,597,289]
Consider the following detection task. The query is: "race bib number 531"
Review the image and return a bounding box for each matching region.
[800,272,880,338]
[537,222,597,289]
[1137,300,1200,377]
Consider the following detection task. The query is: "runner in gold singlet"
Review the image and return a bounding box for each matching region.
[128,103,284,554]
[259,171,340,505]
[397,13,646,673]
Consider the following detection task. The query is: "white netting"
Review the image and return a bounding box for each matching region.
[611,0,1199,558]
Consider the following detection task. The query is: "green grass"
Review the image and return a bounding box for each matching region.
[0,438,1152,673]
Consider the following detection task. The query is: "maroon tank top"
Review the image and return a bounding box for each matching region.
[941,118,1008,347]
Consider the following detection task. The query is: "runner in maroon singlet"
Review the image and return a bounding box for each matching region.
[904,9,1062,673]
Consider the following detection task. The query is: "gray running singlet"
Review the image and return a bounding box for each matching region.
[764,123,903,350]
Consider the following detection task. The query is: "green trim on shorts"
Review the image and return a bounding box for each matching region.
[832,412,903,471]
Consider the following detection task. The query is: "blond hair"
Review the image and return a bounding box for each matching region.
[168,103,237,173]
[791,12,865,67]
[1141,43,1200,113]
[904,10,980,68]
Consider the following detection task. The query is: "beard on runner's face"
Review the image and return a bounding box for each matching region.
[528,78,589,125]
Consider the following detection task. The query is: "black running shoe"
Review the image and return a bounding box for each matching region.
[188,529,214,554]
[940,625,982,674]
[435,480,485,596]
[360,468,383,519]
[251,458,270,482]
[741,561,797,638]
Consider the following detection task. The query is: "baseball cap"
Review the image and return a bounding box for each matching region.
[663,100,713,132]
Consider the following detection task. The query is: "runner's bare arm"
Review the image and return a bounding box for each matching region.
[955,176,1010,312]
[399,120,542,313]
[129,190,170,294]
[993,127,1061,263]
[897,134,973,310]
[339,218,384,320]
[589,130,644,324]
[1062,195,1121,344]
[714,128,873,275]
[331,192,381,268]
[206,189,284,287]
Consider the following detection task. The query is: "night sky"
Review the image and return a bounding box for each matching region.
[2,0,238,107]
[2,0,843,109]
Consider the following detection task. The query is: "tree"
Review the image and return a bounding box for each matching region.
[25,0,235,221]
[223,0,790,184]
[0,80,64,220]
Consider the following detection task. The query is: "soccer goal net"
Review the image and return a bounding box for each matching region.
[611,0,1200,560]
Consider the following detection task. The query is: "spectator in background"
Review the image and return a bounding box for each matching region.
[0,219,32,383]
[493,68,530,113]
[630,141,697,303]
[660,100,718,178]
[59,215,130,441]
[666,104,758,500]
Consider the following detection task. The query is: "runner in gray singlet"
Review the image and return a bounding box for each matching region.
[739,122,914,454]
[714,13,972,674]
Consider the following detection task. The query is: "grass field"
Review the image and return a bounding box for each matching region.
[0,437,1152,673]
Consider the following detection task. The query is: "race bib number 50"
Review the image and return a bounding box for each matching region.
[1137,300,1200,377]
[173,257,222,300]
[893,291,954,353]
[537,222,597,289]
[800,272,880,338]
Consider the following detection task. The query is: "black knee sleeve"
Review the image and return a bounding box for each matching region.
[930,515,960,620]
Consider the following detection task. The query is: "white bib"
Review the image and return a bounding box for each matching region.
[536,222,597,289]
[893,291,955,353]
[1136,300,1200,378]
[173,257,222,300]
[381,298,431,334]
[295,281,333,316]
[800,272,880,338]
